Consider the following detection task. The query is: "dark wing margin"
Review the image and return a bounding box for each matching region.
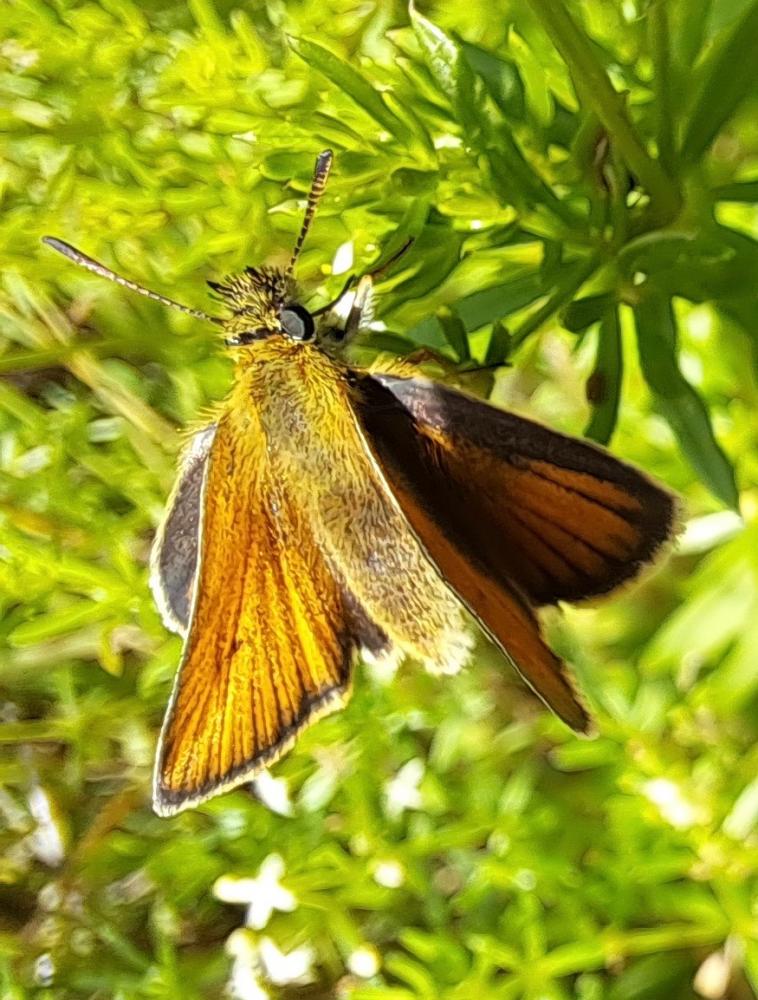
[150,424,216,636]
[364,374,677,606]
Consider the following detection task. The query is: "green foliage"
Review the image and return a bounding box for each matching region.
[1,1,757,998]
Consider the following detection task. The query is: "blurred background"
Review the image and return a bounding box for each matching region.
[1,1,757,997]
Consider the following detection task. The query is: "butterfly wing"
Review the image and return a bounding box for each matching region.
[150,424,217,636]
[364,374,677,605]
[350,373,676,731]
[153,412,365,816]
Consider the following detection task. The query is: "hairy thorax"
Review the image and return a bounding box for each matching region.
[225,337,472,674]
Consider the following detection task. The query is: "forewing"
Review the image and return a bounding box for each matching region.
[153,414,358,816]
[366,374,676,606]
[150,424,216,635]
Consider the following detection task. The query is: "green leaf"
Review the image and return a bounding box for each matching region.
[404,271,544,349]
[484,320,512,365]
[408,2,480,138]
[484,127,575,221]
[561,293,614,333]
[360,332,418,356]
[436,306,470,362]
[370,194,431,279]
[460,41,525,119]
[617,229,743,302]
[9,600,118,645]
[410,4,581,229]
[456,272,544,330]
[712,180,758,202]
[407,3,459,98]
[584,306,622,445]
[508,27,554,127]
[680,0,758,162]
[289,36,416,148]
[633,292,738,509]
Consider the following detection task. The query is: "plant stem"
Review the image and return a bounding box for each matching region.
[528,0,681,222]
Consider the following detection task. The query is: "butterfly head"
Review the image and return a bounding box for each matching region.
[207,267,317,347]
[42,149,396,353]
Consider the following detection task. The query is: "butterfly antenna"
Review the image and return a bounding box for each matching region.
[286,149,333,278]
[42,237,221,324]
[368,237,414,279]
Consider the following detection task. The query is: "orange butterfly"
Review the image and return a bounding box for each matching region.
[44,150,676,816]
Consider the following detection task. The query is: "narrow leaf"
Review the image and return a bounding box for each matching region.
[436,306,470,362]
[584,307,622,445]
[411,4,581,228]
[681,0,758,161]
[561,293,614,333]
[456,273,544,331]
[634,293,738,509]
[9,600,117,646]
[409,2,480,138]
[508,28,554,127]
[712,180,758,202]
[484,320,512,366]
[289,36,414,146]
[460,42,525,120]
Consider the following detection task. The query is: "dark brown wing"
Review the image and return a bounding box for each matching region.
[361,374,676,606]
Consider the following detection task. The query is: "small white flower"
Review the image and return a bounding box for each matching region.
[643,778,701,830]
[259,936,314,986]
[34,954,55,987]
[331,240,354,276]
[214,854,296,930]
[28,786,65,867]
[15,445,52,476]
[384,758,424,819]
[373,860,405,889]
[347,946,380,978]
[251,772,293,817]
[226,930,268,1000]
[694,938,740,1000]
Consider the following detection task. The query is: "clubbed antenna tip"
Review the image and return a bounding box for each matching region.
[286,149,334,277]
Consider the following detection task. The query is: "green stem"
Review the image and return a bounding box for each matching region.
[511,252,601,349]
[649,0,676,174]
[528,0,681,222]
[0,721,71,743]
[540,921,729,978]
[0,339,122,374]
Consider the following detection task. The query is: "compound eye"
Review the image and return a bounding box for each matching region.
[280,304,315,341]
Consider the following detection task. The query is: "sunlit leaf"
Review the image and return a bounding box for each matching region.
[681,0,758,161]
[633,292,738,509]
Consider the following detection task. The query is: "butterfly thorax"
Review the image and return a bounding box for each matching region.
[221,337,472,677]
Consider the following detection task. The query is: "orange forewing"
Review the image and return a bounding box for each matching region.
[153,413,357,816]
[352,373,677,729]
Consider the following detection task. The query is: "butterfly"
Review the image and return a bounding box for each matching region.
[44,150,676,816]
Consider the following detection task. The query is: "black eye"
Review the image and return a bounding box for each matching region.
[280,304,315,341]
